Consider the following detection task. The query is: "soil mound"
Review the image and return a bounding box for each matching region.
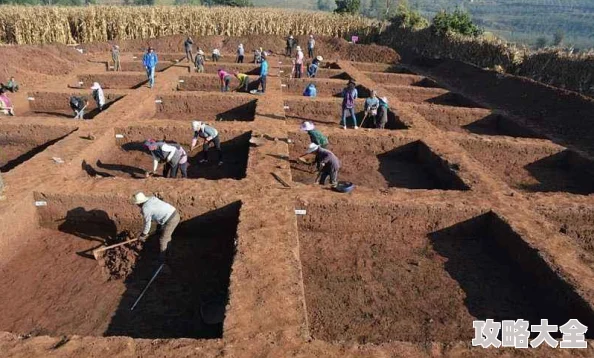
[97,231,143,280]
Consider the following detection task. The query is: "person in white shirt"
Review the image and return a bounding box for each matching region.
[144,139,188,178]
[91,82,105,111]
[132,192,180,264]
[294,46,304,78]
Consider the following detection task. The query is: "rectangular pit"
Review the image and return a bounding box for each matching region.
[536,205,594,260]
[365,72,441,88]
[279,66,351,80]
[351,62,414,73]
[111,61,171,72]
[197,63,262,76]
[411,103,545,138]
[177,74,259,92]
[284,97,407,130]
[0,194,240,338]
[456,137,594,194]
[77,74,149,89]
[0,123,76,172]
[296,200,594,343]
[289,134,468,190]
[386,85,484,108]
[21,91,125,120]
[132,53,185,62]
[153,93,257,121]
[83,127,250,180]
[282,78,371,98]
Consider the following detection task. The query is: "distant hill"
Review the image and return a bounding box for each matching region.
[252,0,594,49]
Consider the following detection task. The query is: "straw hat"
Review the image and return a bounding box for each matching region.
[300,121,315,131]
[316,56,323,61]
[90,82,101,90]
[380,97,388,104]
[296,46,302,51]
[192,120,203,131]
[132,192,149,205]
[306,143,319,153]
[198,50,204,55]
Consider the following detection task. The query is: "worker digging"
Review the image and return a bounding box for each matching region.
[144,139,189,178]
[218,68,232,92]
[191,121,223,166]
[306,143,340,187]
[69,95,88,119]
[234,71,250,92]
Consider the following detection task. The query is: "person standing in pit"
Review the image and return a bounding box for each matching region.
[307,34,315,59]
[237,44,245,63]
[286,35,295,57]
[3,76,19,92]
[194,49,205,73]
[69,96,88,119]
[212,48,221,62]
[191,121,223,166]
[363,90,380,128]
[91,82,105,111]
[306,143,340,187]
[307,56,323,78]
[300,121,328,148]
[341,80,358,129]
[111,45,121,71]
[143,47,158,88]
[294,46,304,79]
[144,139,188,178]
[258,54,268,93]
[376,97,390,129]
[132,192,181,265]
[218,69,232,92]
[184,36,194,63]
[234,72,250,92]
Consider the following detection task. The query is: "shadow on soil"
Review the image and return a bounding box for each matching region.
[104,201,240,339]
[462,114,545,139]
[377,141,468,190]
[0,130,76,172]
[58,207,117,259]
[428,212,594,337]
[426,92,485,109]
[336,109,407,130]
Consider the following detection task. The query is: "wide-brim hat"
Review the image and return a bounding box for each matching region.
[306,143,319,153]
[198,50,204,55]
[380,97,388,103]
[192,120,203,131]
[132,192,149,205]
[316,56,323,61]
[300,121,315,131]
[296,46,302,51]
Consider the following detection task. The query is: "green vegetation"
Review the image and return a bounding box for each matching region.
[334,0,360,14]
[432,8,482,37]
[389,1,428,29]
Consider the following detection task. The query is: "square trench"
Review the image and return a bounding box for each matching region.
[110,61,171,72]
[411,103,545,139]
[177,74,260,93]
[282,78,371,98]
[289,133,468,190]
[76,73,149,90]
[351,62,415,74]
[457,137,594,194]
[295,200,594,343]
[365,72,441,88]
[82,127,251,180]
[153,93,257,122]
[536,205,594,260]
[0,194,241,339]
[284,97,407,130]
[387,86,484,108]
[0,123,76,172]
[21,91,125,120]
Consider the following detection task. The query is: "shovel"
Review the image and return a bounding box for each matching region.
[92,237,141,260]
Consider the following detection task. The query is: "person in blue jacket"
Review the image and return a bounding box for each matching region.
[258,53,268,93]
[143,47,158,88]
[303,83,317,97]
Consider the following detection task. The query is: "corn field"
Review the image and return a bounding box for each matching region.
[0,5,384,45]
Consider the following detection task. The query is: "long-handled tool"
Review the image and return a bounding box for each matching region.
[131,263,164,311]
[313,170,322,184]
[92,237,141,260]
[75,104,87,119]
[359,111,369,128]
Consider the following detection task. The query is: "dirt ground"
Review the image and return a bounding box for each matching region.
[2,35,594,358]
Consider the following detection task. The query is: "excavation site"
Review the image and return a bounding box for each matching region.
[1,33,594,358]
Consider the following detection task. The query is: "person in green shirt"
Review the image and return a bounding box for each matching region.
[3,77,18,93]
[234,72,250,92]
[300,121,328,148]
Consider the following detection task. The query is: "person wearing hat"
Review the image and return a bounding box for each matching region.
[212,48,221,62]
[111,45,121,71]
[303,82,317,97]
[376,96,390,129]
[234,71,250,92]
[237,44,245,63]
[306,143,340,187]
[294,46,304,78]
[142,47,158,88]
[307,34,316,59]
[132,192,181,264]
[144,139,188,178]
[258,53,268,93]
[91,82,105,111]
[341,79,359,129]
[194,49,205,73]
[191,121,223,165]
[184,36,194,63]
[300,121,328,148]
[286,35,296,57]
[307,56,323,78]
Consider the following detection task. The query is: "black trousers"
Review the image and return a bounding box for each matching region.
[203,136,222,161]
